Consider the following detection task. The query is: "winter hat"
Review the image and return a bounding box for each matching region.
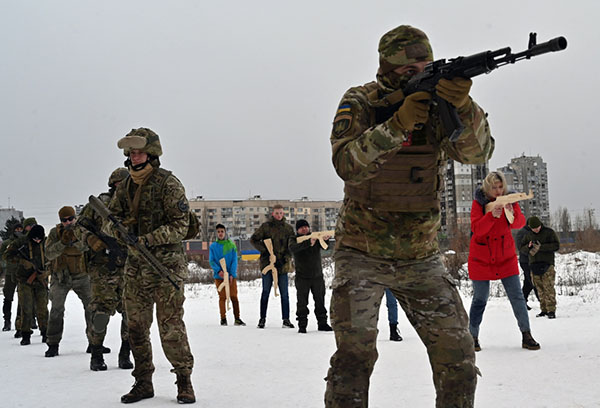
[58,206,75,220]
[28,225,45,241]
[23,217,37,228]
[296,219,310,230]
[527,216,542,229]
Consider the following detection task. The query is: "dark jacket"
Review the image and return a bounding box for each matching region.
[250,216,295,273]
[519,224,560,267]
[288,234,329,279]
[515,225,532,262]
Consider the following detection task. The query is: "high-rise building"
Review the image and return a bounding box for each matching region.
[441,159,489,234]
[188,196,341,242]
[497,154,550,224]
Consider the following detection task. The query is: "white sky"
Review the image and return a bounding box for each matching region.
[1,0,597,229]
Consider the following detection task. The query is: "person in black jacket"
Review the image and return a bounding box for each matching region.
[288,220,333,334]
[515,225,540,309]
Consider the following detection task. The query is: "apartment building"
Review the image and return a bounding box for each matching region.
[189,195,341,242]
[497,154,550,224]
[0,207,24,231]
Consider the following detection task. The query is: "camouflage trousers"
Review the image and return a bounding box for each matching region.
[87,265,128,346]
[46,274,92,346]
[17,280,48,335]
[124,264,194,380]
[532,265,556,313]
[325,249,477,408]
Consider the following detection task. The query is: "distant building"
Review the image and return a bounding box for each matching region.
[497,154,550,224]
[441,160,489,234]
[188,195,341,243]
[0,208,24,230]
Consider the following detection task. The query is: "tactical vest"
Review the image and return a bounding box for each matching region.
[123,168,186,250]
[54,224,85,275]
[343,81,444,212]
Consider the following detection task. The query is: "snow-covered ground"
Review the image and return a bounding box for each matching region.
[1,252,599,407]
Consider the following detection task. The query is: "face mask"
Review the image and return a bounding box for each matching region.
[377,70,412,91]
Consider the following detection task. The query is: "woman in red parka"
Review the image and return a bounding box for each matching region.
[468,171,540,351]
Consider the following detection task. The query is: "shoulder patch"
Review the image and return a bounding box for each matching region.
[178,199,189,213]
[333,103,353,137]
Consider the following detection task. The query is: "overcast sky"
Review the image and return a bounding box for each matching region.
[1,0,597,230]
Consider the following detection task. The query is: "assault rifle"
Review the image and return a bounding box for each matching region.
[296,230,335,250]
[77,215,127,271]
[88,195,180,290]
[16,245,49,286]
[376,33,568,141]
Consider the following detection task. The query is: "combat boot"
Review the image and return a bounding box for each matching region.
[175,373,196,404]
[318,321,333,332]
[45,344,59,357]
[86,343,111,353]
[473,337,481,352]
[121,378,154,403]
[90,345,108,371]
[118,340,134,370]
[282,319,295,328]
[257,318,266,329]
[2,319,10,331]
[522,331,540,350]
[389,323,403,342]
[14,330,22,338]
[20,332,31,346]
[298,319,308,334]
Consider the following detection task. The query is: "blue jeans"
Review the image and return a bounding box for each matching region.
[260,273,290,320]
[469,274,530,338]
[384,288,398,324]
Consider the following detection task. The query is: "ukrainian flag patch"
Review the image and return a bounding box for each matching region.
[336,104,352,115]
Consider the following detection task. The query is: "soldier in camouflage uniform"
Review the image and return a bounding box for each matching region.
[3,225,49,345]
[325,26,494,408]
[79,167,133,371]
[44,206,93,357]
[1,222,23,332]
[106,128,195,404]
[250,204,296,329]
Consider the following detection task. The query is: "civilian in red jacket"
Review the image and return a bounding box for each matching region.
[468,171,540,351]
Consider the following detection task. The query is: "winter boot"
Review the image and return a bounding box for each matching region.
[547,311,556,319]
[318,321,333,332]
[45,344,59,357]
[234,318,246,326]
[14,330,22,338]
[220,318,227,326]
[473,337,481,352]
[298,319,308,334]
[389,324,402,341]
[536,311,548,318]
[2,319,10,331]
[118,340,134,370]
[90,345,108,371]
[282,319,295,328]
[87,343,111,353]
[175,373,196,404]
[20,332,31,346]
[121,378,154,404]
[41,330,47,343]
[257,318,266,329]
[522,331,540,350]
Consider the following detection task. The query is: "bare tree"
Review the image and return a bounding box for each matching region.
[554,206,571,232]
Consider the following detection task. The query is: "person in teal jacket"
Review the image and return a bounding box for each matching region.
[209,224,245,326]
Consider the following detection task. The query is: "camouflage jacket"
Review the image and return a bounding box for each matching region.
[106,167,189,270]
[250,216,295,273]
[0,235,21,277]
[45,224,88,279]
[331,82,494,260]
[4,235,47,283]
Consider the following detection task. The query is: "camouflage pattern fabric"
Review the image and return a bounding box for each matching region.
[532,265,556,313]
[80,193,129,346]
[250,216,295,273]
[45,224,92,345]
[325,249,477,408]
[17,281,48,336]
[107,165,194,380]
[331,82,493,260]
[378,25,434,74]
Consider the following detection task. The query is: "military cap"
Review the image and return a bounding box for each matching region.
[108,167,129,188]
[117,127,163,157]
[58,206,76,219]
[23,217,37,228]
[378,25,433,74]
[527,216,542,229]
